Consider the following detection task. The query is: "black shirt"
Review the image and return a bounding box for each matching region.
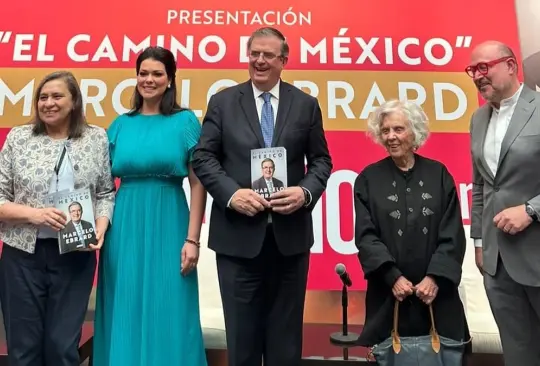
[354,154,469,347]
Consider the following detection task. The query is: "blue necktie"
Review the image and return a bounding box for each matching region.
[260,92,274,147]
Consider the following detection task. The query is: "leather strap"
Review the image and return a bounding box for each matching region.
[391,300,441,354]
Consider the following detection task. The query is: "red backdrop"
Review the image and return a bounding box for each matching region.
[0,0,521,300]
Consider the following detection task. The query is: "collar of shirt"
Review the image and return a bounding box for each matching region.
[252,80,280,101]
[493,83,523,112]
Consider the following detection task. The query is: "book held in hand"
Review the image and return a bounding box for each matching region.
[53,188,97,254]
[251,147,288,200]
[43,189,69,208]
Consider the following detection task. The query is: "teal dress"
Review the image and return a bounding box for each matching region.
[93,110,207,366]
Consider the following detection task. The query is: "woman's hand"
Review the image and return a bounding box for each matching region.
[88,217,109,251]
[181,241,200,276]
[392,276,415,301]
[415,276,439,305]
[29,207,66,230]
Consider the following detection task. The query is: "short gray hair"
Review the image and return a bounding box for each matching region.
[366,99,430,149]
[247,27,289,58]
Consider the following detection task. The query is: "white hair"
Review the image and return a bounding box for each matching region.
[366,99,430,149]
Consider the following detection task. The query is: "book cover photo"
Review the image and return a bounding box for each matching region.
[251,147,288,200]
[54,188,97,254]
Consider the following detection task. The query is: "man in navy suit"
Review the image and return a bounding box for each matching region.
[192,27,332,366]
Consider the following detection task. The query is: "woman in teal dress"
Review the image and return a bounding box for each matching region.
[93,46,208,366]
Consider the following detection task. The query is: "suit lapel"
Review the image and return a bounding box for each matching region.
[497,87,537,170]
[474,105,495,182]
[272,81,293,146]
[239,81,265,148]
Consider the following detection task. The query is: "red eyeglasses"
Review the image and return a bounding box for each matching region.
[464,56,513,78]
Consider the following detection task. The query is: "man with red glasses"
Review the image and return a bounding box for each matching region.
[468,40,540,366]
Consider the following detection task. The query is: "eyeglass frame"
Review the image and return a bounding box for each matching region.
[464,56,514,78]
[248,50,285,61]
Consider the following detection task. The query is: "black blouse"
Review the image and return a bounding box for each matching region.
[354,154,469,346]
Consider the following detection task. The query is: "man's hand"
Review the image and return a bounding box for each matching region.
[269,187,305,215]
[415,276,438,305]
[392,276,415,302]
[230,189,271,216]
[494,204,532,235]
[475,247,483,275]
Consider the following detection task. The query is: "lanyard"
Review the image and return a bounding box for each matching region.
[54,140,70,192]
[54,146,67,177]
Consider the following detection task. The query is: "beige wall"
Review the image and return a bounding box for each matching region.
[515,0,540,58]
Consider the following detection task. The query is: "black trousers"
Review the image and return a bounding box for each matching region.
[0,238,96,366]
[216,225,310,366]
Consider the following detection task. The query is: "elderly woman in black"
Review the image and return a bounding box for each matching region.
[353,99,470,350]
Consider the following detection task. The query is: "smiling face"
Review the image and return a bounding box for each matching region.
[37,79,73,130]
[468,43,518,105]
[136,58,169,103]
[261,159,275,179]
[248,35,287,91]
[69,203,82,223]
[380,112,415,159]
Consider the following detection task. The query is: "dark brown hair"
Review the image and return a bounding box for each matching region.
[128,46,187,116]
[247,27,289,58]
[31,71,87,139]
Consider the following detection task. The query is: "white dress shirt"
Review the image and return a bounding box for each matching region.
[474,84,523,248]
[73,221,86,244]
[226,80,312,210]
[253,80,280,125]
[265,179,275,193]
[226,81,280,208]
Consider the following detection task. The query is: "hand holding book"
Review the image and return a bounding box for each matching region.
[82,216,109,251]
[53,188,98,254]
[269,187,305,215]
[250,147,288,201]
[30,207,67,231]
[230,188,271,216]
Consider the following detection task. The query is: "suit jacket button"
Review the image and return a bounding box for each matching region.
[494,186,500,192]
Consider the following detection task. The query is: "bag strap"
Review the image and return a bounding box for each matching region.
[391,300,441,354]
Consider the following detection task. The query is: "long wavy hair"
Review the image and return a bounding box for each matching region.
[128,46,187,116]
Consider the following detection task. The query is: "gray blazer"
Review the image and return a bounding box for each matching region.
[0,124,115,254]
[470,85,540,286]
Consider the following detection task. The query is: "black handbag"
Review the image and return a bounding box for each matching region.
[369,300,470,365]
